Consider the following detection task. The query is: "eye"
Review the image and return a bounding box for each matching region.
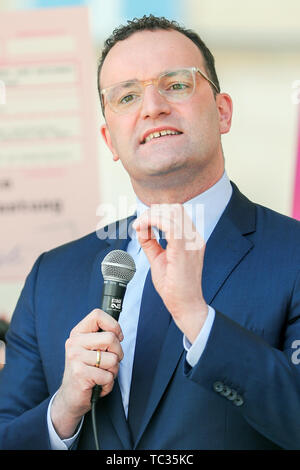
[170,82,189,90]
[119,93,139,105]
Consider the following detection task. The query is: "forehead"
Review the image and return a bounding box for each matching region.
[100,29,206,87]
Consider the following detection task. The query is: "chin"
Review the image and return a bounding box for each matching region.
[146,155,187,173]
[142,164,194,189]
[147,163,184,177]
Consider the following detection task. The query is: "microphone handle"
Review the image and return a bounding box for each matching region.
[91,280,127,404]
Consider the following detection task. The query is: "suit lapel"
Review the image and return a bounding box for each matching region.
[202,183,256,304]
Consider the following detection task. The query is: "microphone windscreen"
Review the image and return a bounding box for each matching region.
[101,249,136,284]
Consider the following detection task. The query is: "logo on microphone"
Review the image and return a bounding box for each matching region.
[110,298,122,310]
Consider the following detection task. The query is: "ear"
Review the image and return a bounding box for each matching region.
[216,93,233,135]
[100,123,119,161]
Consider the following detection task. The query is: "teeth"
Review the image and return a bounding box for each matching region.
[144,129,181,143]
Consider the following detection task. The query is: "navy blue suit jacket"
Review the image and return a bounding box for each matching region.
[0,183,300,450]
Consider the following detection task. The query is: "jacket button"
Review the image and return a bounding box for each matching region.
[227,389,238,401]
[233,394,244,406]
[220,385,231,397]
[213,381,224,393]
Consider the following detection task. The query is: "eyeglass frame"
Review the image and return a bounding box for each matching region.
[100,66,220,115]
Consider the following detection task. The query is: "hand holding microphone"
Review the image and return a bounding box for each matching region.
[91,250,136,404]
[50,250,135,441]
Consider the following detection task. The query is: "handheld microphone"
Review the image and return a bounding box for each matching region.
[91,249,136,404]
[91,249,136,449]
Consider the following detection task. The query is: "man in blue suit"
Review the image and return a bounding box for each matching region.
[0,15,300,450]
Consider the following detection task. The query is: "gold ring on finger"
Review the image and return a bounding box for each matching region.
[95,349,101,368]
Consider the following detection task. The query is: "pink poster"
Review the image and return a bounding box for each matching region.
[293,108,300,220]
[0,7,99,281]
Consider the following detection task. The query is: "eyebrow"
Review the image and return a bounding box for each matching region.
[105,79,139,91]
[121,80,139,88]
[116,69,181,85]
[164,70,178,77]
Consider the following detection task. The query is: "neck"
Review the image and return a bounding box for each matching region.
[132,166,224,205]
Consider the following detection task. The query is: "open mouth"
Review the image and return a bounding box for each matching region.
[141,129,183,145]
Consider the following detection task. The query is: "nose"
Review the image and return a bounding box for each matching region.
[140,84,171,120]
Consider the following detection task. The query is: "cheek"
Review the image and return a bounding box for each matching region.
[192,103,220,138]
[108,123,138,170]
[109,117,135,153]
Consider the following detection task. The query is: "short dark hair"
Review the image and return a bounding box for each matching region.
[97,15,220,115]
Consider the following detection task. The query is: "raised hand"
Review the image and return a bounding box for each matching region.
[133,203,208,343]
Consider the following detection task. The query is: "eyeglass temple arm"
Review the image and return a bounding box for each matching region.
[195,68,220,93]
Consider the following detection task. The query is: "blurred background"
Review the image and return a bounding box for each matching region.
[0,0,299,332]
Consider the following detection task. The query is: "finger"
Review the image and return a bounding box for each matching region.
[72,331,124,361]
[134,205,204,252]
[82,349,120,370]
[133,205,183,240]
[91,366,115,397]
[107,364,120,379]
[100,381,114,397]
[134,212,178,266]
[90,366,115,388]
[135,229,164,265]
[70,308,124,341]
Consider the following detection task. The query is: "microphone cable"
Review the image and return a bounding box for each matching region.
[91,385,101,450]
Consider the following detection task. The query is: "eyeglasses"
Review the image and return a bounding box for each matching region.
[100,67,220,115]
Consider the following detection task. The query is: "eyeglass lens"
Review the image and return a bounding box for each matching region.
[107,68,195,112]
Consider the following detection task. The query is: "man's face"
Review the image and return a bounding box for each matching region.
[100,29,232,194]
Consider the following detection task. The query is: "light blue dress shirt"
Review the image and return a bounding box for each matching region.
[47,171,233,449]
